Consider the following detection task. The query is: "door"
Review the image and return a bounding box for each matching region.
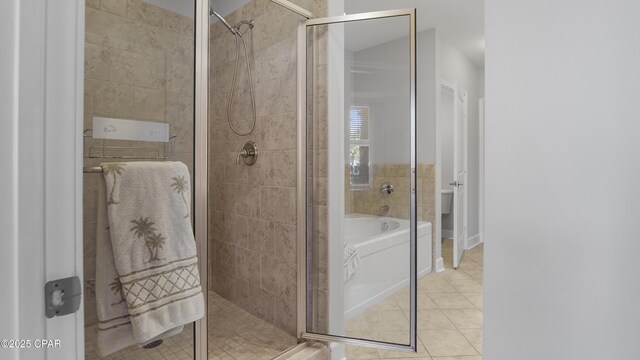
[300,8,420,353]
[453,90,469,269]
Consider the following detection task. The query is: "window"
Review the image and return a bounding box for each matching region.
[349,106,371,187]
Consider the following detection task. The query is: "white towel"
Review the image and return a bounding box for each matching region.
[96,161,204,356]
[344,242,361,281]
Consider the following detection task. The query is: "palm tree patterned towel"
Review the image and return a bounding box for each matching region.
[95,162,204,357]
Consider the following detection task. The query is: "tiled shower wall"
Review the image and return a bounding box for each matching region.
[208,0,328,335]
[82,0,194,326]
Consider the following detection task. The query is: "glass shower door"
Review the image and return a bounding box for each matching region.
[301,8,418,352]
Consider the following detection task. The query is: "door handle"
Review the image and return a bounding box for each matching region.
[449,181,463,187]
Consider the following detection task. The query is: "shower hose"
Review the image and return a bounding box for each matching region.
[227,26,256,136]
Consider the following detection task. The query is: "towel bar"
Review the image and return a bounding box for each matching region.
[84,167,103,173]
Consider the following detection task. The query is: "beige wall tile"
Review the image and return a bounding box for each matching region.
[261,111,297,150]
[274,289,296,335]
[223,213,248,248]
[266,150,296,187]
[134,86,164,120]
[247,218,275,257]
[236,183,261,218]
[85,78,135,118]
[260,187,296,225]
[255,78,277,118]
[84,43,110,81]
[274,223,296,265]
[236,248,260,284]
[133,23,173,58]
[257,37,296,84]
[166,60,193,95]
[86,0,100,10]
[100,0,127,17]
[248,284,275,322]
[85,8,135,50]
[216,241,236,276]
[260,255,279,293]
[275,74,296,114]
[109,49,160,88]
[125,0,164,28]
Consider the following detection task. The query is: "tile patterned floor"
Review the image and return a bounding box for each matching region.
[206,291,296,360]
[345,240,484,360]
[85,291,296,360]
[86,243,482,360]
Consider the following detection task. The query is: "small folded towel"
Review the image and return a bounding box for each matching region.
[96,161,204,356]
[344,242,361,281]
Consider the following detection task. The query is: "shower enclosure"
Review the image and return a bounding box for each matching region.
[72,0,421,359]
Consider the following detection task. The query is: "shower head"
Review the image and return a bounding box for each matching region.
[210,9,238,35]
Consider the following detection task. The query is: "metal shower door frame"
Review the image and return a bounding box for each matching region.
[194,0,209,359]
[296,8,418,353]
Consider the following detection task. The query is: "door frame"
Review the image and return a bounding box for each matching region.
[437,81,470,268]
[1,0,86,358]
[438,79,455,243]
[297,8,419,352]
[452,89,469,268]
[478,98,485,246]
[194,0,209,359]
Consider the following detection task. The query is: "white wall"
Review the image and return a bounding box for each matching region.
[0,0,20,354]
[485,0,640,358]
[439,40,483,239]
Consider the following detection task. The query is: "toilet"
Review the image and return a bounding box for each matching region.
[441,189,454,215]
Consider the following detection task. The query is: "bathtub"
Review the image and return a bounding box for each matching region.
[344,214,431,319]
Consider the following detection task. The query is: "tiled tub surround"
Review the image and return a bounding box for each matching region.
[346,163,436,223]
[208,0,328,337]
[346,163,437,278]
[82,0,195,334]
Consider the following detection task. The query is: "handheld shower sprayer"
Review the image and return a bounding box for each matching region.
[209,8,257,136]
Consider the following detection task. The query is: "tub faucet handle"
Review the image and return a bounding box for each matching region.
[380,183,394,194]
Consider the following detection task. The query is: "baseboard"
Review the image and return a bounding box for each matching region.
[467,233,483,250]
[442,229,454,239]
[435,257,445,273]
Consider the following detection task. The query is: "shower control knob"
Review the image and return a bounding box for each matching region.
[236,141,258,166]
